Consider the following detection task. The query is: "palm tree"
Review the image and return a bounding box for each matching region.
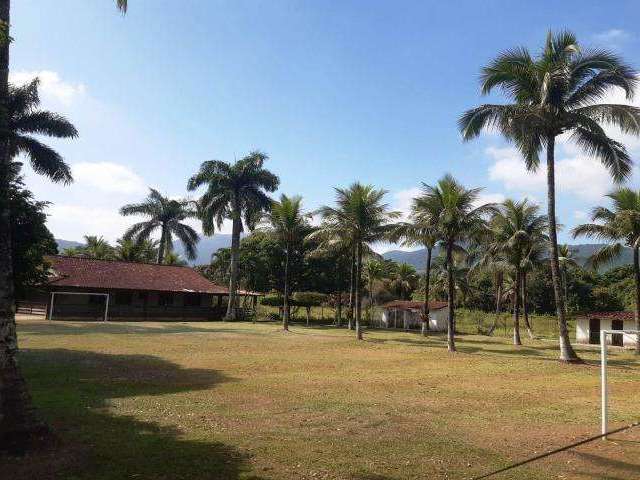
[82,235,115,260]
[486,199,548,345]
[391,263,419,300]
[573,188,640,354]
[0,0,126,453]
[120,189,199,264]
[459,31,640,362]
[418,175,493,352]
[0,78,77,451]
[390,202,439,335]
[558,244,579,314]
[316,183,399,339]
[364,259,387,309]
[114,238,158,263]
[261,194,312,331]
[188,151,279,320]
[163,250,188,266]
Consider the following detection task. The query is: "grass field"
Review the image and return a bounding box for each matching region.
[3,316,640,479]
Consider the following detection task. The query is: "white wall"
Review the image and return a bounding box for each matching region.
[576,317,638,346]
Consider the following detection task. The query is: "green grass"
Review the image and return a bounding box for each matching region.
[4,316,640,479]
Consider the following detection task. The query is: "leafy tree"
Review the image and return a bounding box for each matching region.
[573,188,640,353]
[8,166,57,298]
[316,183,399,339]
[364,259,388,307]
[188,151,279,320]
[418,175,493,352]
[261,194,313,330]
[390,263,419,300]
[486,199,548,345]
[120,188,199,264]
[460,31,640,362]
[292,292,327,326]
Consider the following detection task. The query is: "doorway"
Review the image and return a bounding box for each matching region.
[611,319,624,347]
[589,318,600,344]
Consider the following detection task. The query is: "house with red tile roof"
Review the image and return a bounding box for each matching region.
[31,255,259,321]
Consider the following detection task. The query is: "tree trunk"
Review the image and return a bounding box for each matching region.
[546,135,580,362]
[282,243,290,331]
[0,0,47,453]
[348,245,355,330]
[446,241,456,352]
[355,241,363,340]
[513,266,522,346]
[522,271,534,339]
[633,247,640,354]
[305,307,310,326]
[487,271,502,336]
[336,291,342,327]
[226,198,242,321]
[422,247,432,336]
[156,224,167,264]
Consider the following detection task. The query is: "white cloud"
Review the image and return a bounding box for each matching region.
[47,204,133,242]
[474,192,505,207]
[392,186,421,220]
[574,210,589,221]
[9,70,86,105]
[593,29,632,49]
[72,162,147,195]
[486,146,613,201]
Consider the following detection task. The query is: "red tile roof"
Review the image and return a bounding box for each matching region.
[576,311,636,321]
[381,300,448,311]
[45,255,229,294]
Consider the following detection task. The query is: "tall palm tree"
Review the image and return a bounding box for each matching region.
[486,199,548,345]
[573,188,640,354]
[418,175,493,352]
[391,200,439,335]
[261,194,312,331]
[188,151,279,320]
[0,0,126,453]
[459,31,640,362]
[316,183,399,339]
[120,189,199,264]
[558,244,579,314]
[0,78,77,451]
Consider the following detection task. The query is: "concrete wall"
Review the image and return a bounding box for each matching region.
[379,308,448,332]
[576,317,638,346]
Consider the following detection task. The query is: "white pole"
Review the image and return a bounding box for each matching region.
[104,293,110,322]
[49,292,55,320]
[601,329,608,440]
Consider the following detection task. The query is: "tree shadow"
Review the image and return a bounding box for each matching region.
[571,450,640,480]
[2,348,266,480]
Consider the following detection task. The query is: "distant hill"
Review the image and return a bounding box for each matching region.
[382,244,633,272]
[55,235,233,265]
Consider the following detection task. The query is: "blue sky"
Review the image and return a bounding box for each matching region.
[12,0,640,251]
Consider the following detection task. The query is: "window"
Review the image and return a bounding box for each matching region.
[115,292,133,305]
[184,294,201,307]
[158,293,174,306]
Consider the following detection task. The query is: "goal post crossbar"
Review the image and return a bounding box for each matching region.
[600,329,639,439]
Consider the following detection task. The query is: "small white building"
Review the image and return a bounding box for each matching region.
[377,300,449,332]
[575,312,638,347]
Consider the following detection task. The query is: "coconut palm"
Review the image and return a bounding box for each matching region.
[558,244,579,314]
[316,183,399,339]
[521,241,546,339]
[486,199,548,345]
[120,189,199,264]
[364,259,387,308]
[459,31,640,361]
[390,203,439,335]
[391,263,419,300]
[417,175,493,352]
[261,194,312,331]
[188,151,279,320]
[163,251,188,266]
[114,238,158,263]
[573,188,640,353]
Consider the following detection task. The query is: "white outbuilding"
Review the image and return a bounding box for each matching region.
[575,311,638,347]
[376,300,449,332]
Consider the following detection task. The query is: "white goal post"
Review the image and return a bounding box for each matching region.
[48,291,110,322]
[600,329,639,439]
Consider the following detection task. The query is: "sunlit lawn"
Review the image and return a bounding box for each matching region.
[4,316,640,479]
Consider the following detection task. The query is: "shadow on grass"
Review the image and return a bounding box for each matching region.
[2,348,265,480]
[571,450,640,480]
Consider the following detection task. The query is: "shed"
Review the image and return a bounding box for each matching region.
[575,311,638,347]
[376,300,449,331]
